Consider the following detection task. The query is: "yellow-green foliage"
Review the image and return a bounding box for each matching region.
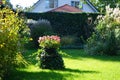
[0,8,29,79]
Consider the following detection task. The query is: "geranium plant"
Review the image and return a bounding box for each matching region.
[38,35,60,49]
[37,35,65,70]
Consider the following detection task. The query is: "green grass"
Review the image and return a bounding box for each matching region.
[8,49,120,80]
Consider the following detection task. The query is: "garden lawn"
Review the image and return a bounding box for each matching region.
[9,49,120,80]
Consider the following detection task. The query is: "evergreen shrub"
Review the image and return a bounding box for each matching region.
[25,12,99,36]
[25,12,100,47]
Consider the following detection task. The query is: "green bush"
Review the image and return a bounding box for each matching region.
[0,8,29,79]
[29,19,53,48]
[85,6,120,55]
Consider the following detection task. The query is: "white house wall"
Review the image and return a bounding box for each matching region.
[82,4,95,13]
[58,0,80,6]
[32,0,52,13]
[31,0,97,13]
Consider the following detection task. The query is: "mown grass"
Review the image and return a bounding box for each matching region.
[8,49,120,80]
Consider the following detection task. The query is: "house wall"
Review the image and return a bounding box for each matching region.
[31,0,97,13]
[31,0,51,13]
[82,4,95,13]
[58,0,79,6]
[32,0,80,12]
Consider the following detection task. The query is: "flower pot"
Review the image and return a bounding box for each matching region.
[40,51,65,70]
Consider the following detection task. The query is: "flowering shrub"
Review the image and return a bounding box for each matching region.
[38,35,60,49]
[85,6,120,55]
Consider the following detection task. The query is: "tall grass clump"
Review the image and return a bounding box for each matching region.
[29,19,53,48]
[85,5,120,55]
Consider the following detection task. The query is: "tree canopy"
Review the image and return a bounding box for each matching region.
[0,0,12,9]
[90,0,120,13]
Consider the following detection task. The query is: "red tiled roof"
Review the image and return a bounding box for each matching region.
[48,4,82,13]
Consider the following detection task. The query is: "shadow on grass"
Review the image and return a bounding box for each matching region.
[7,71,67,80]
[62,49,120,62]
[61,68,99,73]
[7,68,98,80]
[23,49,38,65]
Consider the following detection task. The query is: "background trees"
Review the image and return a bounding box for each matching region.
[90,0,120,13]
[0,0,13,8]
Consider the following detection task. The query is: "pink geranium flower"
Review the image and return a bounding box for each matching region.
[38,35,60,49]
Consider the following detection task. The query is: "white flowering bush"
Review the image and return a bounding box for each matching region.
[85,5,120,55]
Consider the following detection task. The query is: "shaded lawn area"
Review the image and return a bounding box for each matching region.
[8,49,120,80]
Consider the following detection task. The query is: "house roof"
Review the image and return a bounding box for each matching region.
[48,4,82,13]
[32,0,41,9]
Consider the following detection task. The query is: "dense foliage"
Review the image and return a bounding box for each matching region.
[90,0,120,13]
[85,6,120,55]
[0,0,13,9]
[0,8,29,79]
[25,12,100,47]
[25,12,99,36]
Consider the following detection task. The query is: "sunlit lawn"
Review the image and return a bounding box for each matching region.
[9,49,120,80]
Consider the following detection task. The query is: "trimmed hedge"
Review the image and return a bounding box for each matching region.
[25,12,101,47]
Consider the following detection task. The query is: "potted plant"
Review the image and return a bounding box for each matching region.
[38,35,65,69]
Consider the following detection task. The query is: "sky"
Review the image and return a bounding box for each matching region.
[10,0,38,8]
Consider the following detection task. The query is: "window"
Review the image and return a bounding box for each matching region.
[54,0,58,8]
[46,0,58,8]
[71,1,79,8]
[46,0,49,8]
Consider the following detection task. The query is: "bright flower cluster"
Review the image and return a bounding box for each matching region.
[38,35,60,49]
